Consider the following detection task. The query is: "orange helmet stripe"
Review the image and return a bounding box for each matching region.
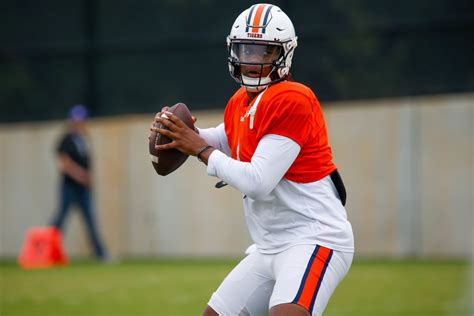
[251,4,267,33]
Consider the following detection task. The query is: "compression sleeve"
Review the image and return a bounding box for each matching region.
[206,134,300,199]
[197,123,231,156]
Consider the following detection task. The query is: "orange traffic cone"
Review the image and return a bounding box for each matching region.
[18,226,68,269]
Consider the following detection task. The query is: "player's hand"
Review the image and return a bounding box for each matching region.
[154,112,208,156]
[148,106,170,137]
[149,107,198,138]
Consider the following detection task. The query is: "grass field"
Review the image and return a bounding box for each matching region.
[0,259,471,316]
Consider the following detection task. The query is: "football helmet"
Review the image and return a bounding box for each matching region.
[227,4,298,92]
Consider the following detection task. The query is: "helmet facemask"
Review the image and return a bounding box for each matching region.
[228,41,288,92]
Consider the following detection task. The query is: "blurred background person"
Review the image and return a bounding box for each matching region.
[50,104,107,261]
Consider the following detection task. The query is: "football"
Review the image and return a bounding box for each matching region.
[149,103,194,176]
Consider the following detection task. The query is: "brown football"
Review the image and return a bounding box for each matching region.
[149,103,194,176]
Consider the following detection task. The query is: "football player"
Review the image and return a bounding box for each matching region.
[152,4,354,316]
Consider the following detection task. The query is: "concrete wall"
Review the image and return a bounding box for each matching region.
[1,93,472,259]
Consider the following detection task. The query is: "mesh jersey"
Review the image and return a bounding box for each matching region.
[224,81,336,183]
[216,81,354,253]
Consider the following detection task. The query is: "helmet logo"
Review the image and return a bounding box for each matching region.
[247,33,263,38]
[245,4,273,34]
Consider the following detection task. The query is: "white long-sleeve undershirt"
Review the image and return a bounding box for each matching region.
[198,125,354,254]
[197,124,231,156]
[206,134,301,200]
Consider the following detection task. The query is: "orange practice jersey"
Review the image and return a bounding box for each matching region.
[224,81,336,183]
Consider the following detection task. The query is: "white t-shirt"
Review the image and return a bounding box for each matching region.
[198,124,354,254]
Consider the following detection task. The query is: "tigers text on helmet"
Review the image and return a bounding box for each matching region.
[227,3,298,92]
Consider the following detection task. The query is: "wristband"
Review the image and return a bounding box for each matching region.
[197,145,213,162]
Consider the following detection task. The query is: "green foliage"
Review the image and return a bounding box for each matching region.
[2,1,473,123]
[0,259,471,316]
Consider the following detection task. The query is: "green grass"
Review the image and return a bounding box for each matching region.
[0,259,471,316]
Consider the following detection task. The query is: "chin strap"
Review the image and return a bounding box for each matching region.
[241,75,272,89]
[241,65,278,92]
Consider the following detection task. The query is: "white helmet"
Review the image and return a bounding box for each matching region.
[227,4,298,92]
